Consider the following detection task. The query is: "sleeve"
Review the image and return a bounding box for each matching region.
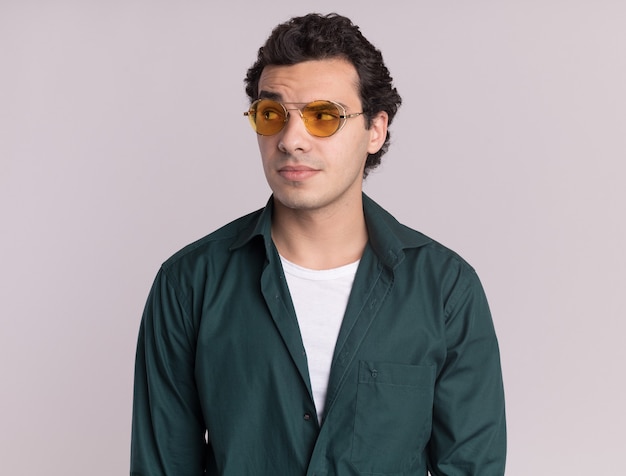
[426,266,507,476]
[130,267,207,476]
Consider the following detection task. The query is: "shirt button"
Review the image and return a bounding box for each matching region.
[303,413,312,421]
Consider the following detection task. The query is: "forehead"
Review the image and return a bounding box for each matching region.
[258,58,360,102]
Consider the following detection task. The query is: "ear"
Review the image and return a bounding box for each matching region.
[367,111,389,154]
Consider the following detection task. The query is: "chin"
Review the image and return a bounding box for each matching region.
[273,190,324,211]
[275,196,317,211]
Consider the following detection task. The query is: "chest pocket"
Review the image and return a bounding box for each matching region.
[351,361,435,474]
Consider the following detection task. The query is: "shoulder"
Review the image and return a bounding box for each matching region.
[369,198,484,309]
[388,226,490,328]
[161,207,264,275]
[364,195,476,276]
[412,236,476,274]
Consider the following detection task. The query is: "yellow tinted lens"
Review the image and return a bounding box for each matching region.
[301,101,342,137]
[250,99,286,135]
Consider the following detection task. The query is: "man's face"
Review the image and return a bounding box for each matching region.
[255,58,387,215]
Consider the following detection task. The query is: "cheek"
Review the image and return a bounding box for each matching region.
[257,136,269,152]
[257,138,276,162]
[338,131,372,165]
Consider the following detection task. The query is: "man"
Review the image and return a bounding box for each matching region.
[131,13,506,476]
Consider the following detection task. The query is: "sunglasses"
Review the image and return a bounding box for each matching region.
[244,99,364,137]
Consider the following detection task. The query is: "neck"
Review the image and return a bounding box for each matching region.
[271,195,368,270]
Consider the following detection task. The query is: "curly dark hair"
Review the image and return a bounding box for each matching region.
[244,13,402,177]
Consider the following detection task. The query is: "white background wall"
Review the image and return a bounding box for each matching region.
[1,1,624,474]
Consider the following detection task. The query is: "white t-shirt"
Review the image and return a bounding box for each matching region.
[280,256,359,422]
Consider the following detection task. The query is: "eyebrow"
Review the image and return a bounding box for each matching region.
[256,91,350,109]
[258,90,283,101]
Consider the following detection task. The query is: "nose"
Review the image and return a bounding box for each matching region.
[278,109,312,154]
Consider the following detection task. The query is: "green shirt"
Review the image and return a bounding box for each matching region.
[131,194,506,475]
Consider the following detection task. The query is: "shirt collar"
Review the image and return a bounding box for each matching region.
[230,194,431,269]
[361,194,431,269]
[229,195,275,255]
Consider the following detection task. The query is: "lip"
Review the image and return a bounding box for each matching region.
[278,165,320,181]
